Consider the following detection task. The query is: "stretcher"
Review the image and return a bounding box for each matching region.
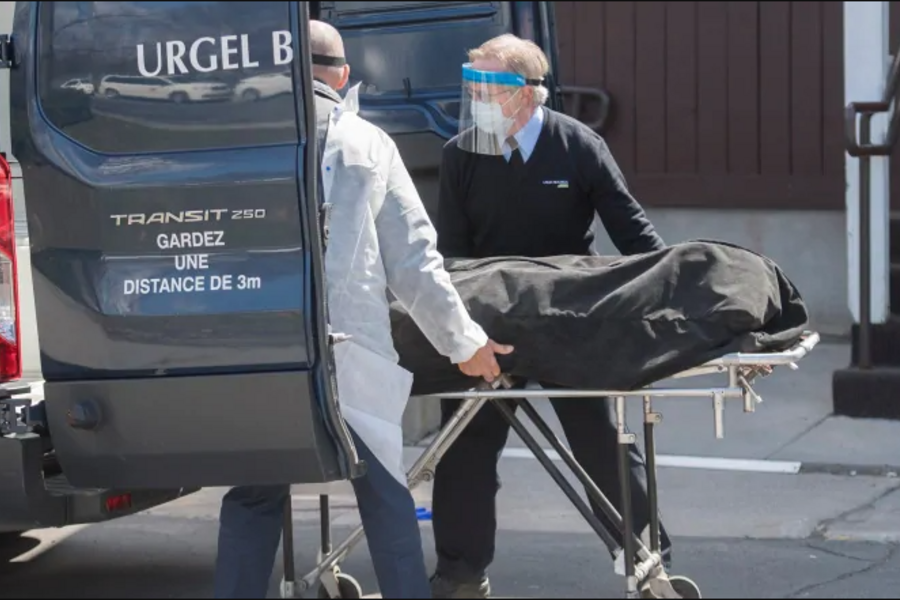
[279,331,822,600]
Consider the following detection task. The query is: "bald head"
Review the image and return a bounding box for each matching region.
[310,20,344,58]
[310,20,350,91]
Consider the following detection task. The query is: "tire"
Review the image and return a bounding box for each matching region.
[241,88,261,102]
[169,91,189,104]
[104,88,119,98]
[317,573,362,599]
[641,575,702,600]
[668,576,702,599]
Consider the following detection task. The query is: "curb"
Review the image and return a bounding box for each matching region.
[799,462,900,478]
[408,440,900,479]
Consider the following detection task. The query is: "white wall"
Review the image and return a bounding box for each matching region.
[844,0,891,324]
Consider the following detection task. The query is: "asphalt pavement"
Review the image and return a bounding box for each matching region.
[5,339,900,598]
[3,459,900,598]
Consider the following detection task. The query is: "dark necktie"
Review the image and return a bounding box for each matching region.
[506,136,525,170]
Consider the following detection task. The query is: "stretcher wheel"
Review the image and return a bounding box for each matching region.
[640,575,702,600]
[668,576,701,599]
[317,573,362,599]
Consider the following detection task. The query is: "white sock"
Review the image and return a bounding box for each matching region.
[613,549,626,576]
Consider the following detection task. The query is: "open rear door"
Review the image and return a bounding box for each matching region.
[318,1,562,219]
[10,1,362,489]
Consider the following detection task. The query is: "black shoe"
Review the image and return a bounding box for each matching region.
[429,572,491,599]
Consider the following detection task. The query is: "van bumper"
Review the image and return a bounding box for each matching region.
[0,382,194,533]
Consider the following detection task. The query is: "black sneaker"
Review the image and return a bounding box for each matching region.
[429,573,491,599]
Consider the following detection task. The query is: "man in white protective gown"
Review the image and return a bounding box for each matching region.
[212,20,513,600]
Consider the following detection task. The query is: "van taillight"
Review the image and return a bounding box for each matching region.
[0,156,21,382]
[105,493,133,513]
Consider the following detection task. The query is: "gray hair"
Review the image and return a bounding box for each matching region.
[468,34,550,105]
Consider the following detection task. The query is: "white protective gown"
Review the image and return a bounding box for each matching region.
[320,83,489,486]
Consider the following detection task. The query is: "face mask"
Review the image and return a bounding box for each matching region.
[471,90,520,137]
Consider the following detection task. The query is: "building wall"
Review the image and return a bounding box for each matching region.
[554,1,851,334]
[555,1,846,211]
[889,1,900,212]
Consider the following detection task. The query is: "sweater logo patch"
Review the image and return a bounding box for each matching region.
[543,179,569,189]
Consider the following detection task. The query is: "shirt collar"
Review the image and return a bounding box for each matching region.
[503,106,544,163]
[314,80,361,118]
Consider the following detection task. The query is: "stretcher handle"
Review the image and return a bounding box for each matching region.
[477,374,515,391]
[710,331,820,367]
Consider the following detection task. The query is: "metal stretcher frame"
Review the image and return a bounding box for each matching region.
[280,331,822,600]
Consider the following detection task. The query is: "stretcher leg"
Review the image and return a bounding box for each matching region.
[492,399,625,553]
[634,397,701,600]
[281,497,298,599]
[503,393,693,599]
[644,396,662,556]
[280,394,494,598]
[616,396,641,599]
[320,495,333,557]
[315,494,363,599]
[512,398,652,564]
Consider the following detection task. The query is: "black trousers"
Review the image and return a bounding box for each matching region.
[431,379,673,582]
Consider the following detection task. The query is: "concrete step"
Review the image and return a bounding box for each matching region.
[833,366,900,420]
[848,319,900,366]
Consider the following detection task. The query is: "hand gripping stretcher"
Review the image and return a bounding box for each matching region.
[279,331,822,600]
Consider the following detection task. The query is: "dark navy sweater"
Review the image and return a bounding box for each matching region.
[436,108,665,260]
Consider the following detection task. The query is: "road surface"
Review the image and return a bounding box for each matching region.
[3,446,899,599]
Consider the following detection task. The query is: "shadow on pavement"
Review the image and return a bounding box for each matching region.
[0,532,42,567]
[1,513,896,599]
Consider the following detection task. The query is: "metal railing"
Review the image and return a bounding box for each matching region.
[844,48,900,369]
[559,85,612,133]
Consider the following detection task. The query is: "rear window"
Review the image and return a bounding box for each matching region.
[37,1,299,155]
[321,1,508,99]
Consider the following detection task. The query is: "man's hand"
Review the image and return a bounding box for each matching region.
[458,339,514,383]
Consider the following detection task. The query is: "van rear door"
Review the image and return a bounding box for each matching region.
[10,1,361,489]
[318,1,562,219]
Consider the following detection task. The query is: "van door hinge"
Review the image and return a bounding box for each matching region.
[0,35,15,69]
[320,202,333,246]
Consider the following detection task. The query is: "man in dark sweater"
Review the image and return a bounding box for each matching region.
[430,34,673,599]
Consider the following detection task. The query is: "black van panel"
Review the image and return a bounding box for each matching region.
[26,144,312,378]
[12,1,359,488]
[24,1,311,379]
[9,0,556,491]
[325,1,509,99]
[43,371,337,489]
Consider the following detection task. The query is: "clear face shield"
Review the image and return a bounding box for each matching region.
[457,64,541,156]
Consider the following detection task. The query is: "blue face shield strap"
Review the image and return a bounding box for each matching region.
[461,63,544,87]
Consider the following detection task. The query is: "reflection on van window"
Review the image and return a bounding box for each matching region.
[37,1,299,154]
[324,1,505,99]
